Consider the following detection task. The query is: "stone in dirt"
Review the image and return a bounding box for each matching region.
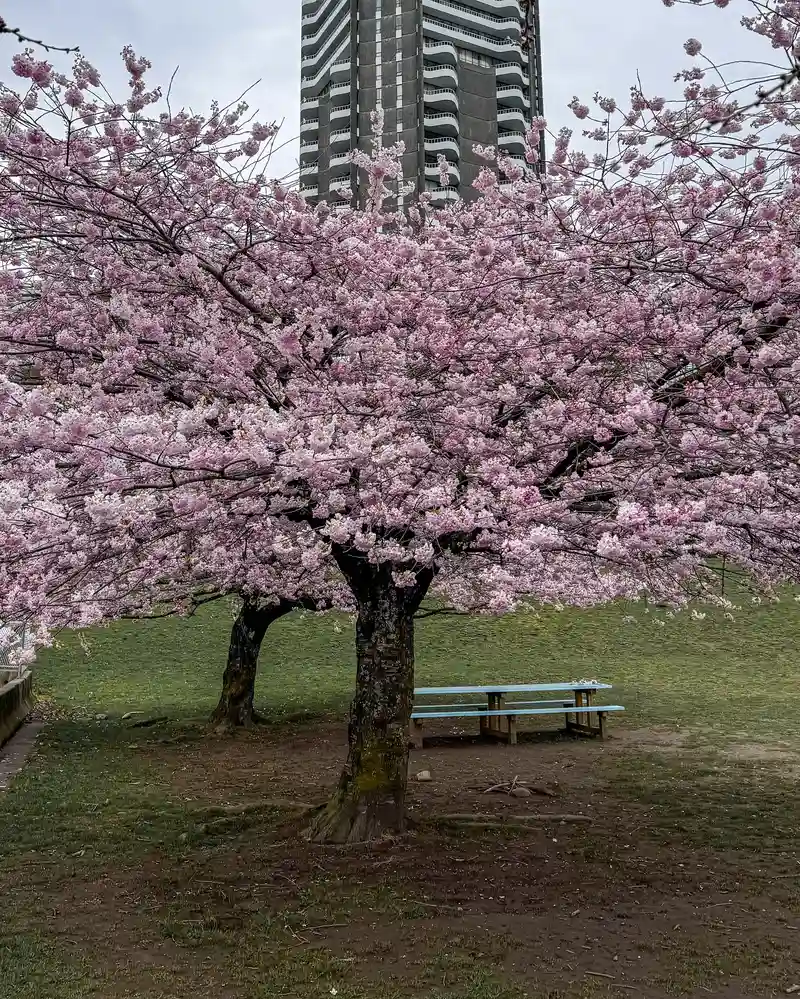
[416,770,432,782]
[511,786,532,798]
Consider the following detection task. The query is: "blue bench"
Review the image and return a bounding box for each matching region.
[410,704,625,747]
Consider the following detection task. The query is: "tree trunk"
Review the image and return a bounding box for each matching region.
[210,598,291,732]
[307,557,433,844]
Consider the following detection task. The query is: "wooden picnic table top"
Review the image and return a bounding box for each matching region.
[413,682,612,696]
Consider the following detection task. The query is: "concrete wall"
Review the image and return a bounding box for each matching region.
[0,669,33,748]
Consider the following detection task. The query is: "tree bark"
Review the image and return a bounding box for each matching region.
[210,597,292,732]
[306,555,433,844]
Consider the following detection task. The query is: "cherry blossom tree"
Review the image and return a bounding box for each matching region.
[1,5,800,842]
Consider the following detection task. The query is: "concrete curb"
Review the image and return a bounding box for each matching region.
[0,669,34,749]
[0,720,44,792]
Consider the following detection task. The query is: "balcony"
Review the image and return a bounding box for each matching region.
[423,17,524,61]
[423,111,459,137]
[330,104,351,124]
[496,84,530,109]
[300,118,319,137]
[423,40,458,66]
[329,152,352,174]
[330,81,351,99]
[429,187,461,204]
[300,0,350,54]
[497,108,528,131]
[498,130,526,153]
[329,129,351,148]
[302,0,342,24]
[423,63,458,88]
[424,159,461,184]
[424,87,458,111]
[301,23,349,72]
[467,0,522,12]
[299,185,319,199]
[301,39,350,95]
[329,177,352,197]
[424,136,460,159]
[495,62,529,86]
[300,140,319,162]
[300,162,318,177]
[422,0,521,38]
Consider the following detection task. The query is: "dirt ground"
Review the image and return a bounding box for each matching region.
[7,719,800,998]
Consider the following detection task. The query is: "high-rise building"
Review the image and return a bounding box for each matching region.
[299,0,544,207]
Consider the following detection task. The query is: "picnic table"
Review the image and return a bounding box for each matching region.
[410,682,624,747]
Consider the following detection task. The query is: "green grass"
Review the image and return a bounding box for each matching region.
[0,934,107,999]
[3,596,800,998]
[34,594,800,743]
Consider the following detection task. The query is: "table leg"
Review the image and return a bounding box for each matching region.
[507,714,518,745]
[586,689,598,735]
[481,693,504,740]
[411,718,424,749]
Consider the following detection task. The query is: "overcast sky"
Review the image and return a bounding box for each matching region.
[1,1,778,180]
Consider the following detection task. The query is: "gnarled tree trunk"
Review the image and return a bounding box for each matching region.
[210,597,292,732]
[307,555,433,844]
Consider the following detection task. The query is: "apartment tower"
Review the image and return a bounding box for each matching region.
[299,0,544,206]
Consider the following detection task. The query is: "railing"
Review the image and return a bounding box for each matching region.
[423,112,460,129]
[301,22,350,71]
[496,84,531,104]
[302,0,342,23]
[302,0,348,38]
[301,40,350,90]
[424,87,458,100]
[425,159,461,182]
[422,0,522,32]
[300,0,350,55]
[0,622,31,680]
[423,16,523,55]
[495,64,530,87]
[423,64,459,83]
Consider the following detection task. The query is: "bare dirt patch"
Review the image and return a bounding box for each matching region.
[723,742,800,764]
[4,722,800,998]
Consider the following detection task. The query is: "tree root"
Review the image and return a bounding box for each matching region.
[190,799,314,819]
[181,799,315,842]
[480,782,557,797]
[304,792,410,845]
[129,715,169,728]
[436,812,592,827]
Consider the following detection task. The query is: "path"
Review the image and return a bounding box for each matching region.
[0,721,43,792]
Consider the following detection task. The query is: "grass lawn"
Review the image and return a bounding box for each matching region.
[33,593,800,742]
[1,597,799,998]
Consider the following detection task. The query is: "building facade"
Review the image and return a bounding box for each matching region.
[299,0,544,206]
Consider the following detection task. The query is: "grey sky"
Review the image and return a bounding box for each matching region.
[1,1,777,180]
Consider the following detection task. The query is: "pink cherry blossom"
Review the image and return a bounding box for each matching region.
[0,5,799,842]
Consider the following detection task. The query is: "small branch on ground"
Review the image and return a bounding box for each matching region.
[480,776,557,797]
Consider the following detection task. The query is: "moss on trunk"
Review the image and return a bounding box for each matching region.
[307,556,433,844]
